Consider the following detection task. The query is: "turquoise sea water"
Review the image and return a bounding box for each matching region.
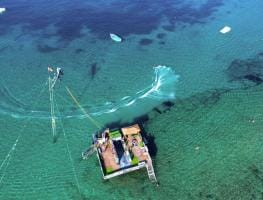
[1,0,263,199]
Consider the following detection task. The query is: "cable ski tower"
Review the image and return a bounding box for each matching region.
[48,67,63,142]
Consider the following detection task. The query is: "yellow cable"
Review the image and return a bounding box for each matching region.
[65,86,102,129]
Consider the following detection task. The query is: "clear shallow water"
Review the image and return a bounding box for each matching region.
[1,0,263,199]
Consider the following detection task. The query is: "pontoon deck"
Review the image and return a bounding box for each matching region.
[92,124,157,183]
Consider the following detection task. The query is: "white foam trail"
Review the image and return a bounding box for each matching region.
[0,65,179,119]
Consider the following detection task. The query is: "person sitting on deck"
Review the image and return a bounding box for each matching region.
[132,138,138,147]
[102,131,109,144]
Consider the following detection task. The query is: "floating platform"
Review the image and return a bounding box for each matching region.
[91,124,157,183]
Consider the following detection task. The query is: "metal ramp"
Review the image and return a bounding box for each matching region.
[146,162,158,184]
[82,145,96,160]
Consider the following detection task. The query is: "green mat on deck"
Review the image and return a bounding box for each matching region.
[109,130,122,139]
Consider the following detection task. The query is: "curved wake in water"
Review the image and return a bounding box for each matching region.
[0,65,179,119]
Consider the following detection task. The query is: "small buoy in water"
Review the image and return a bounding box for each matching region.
[195,146,200,151]
[0,8,6,14]
[110,33,122,42]
[219,26,231,34]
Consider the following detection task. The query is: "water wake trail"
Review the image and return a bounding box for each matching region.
[0,66,179,119]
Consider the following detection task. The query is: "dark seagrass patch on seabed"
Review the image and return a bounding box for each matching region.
[89,62,100,79]
[156,33,166,39]
[248,164,263,183]
[37,44,60,53]
[176,89,229,112]
[0,46,8,53]
[75,48,85,54]
[0,0,224,44]
[162,25,175,32]
[146,89,229,124]
[226,52,263,87]
[139,38,153,46]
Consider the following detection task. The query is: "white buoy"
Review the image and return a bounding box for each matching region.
[110,33,122,42]
[0,8,6,14]
[219,26,231,34]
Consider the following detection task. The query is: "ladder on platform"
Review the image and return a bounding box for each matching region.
[146,162,158,184]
